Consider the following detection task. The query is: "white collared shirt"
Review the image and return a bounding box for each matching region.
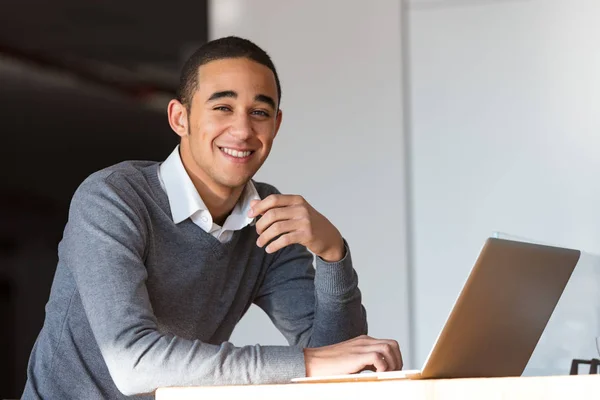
[157,146,260,243]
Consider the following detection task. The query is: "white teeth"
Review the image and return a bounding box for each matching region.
[220,147,252,158]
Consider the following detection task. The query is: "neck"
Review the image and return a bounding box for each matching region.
[192,176,244,226]
[179,148,244,226]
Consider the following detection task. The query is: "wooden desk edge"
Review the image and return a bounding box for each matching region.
[156,374,600,399]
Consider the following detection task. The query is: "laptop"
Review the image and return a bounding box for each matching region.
[292,237,581,383]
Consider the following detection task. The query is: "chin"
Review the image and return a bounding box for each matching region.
[217,177,252,190]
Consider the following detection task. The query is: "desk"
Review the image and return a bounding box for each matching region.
[156,374,599,399]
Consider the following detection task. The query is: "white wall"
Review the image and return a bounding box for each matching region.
[408,0,600,367]
[209,0,412,363]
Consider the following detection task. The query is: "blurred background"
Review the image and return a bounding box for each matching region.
[0,1,205,396]
[1,0,600,397]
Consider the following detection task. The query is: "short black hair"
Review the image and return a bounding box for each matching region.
[177,36,282,110]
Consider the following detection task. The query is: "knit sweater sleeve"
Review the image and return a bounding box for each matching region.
[64,174,305,396]
[254,232,368,348]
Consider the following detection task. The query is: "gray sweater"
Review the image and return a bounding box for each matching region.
[22,161,367,399]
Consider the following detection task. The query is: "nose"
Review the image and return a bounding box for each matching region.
[228,112,253,141]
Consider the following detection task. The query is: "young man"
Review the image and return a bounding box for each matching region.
[22,36,402,399]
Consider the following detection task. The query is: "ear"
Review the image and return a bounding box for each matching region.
[273,109,283,139]
[167,99,189,138]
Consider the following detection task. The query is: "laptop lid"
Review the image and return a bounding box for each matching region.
[420,238,580,379]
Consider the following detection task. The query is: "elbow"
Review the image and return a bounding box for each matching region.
[111,369,146,397]
[107,359,156,396]
[114,382,139,397]
[103,329,165,395]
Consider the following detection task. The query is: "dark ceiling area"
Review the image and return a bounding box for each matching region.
[0,0,210,203]
[0,0,209,96]
[0,2,209,397]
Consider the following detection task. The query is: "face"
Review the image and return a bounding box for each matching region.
[168,57,282,193]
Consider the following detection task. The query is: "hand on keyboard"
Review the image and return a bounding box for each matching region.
[303,335,403,377]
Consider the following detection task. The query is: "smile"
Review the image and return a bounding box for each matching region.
[219,147,255,158]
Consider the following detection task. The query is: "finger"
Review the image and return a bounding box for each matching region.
[249,194,288,218]
[358,342,399,371]
[264,231,301,253]
[255,206,299,235]
[373,344,397,371]
[393,342,404,370]
[364,352,388,373]
[256,220,301,248]
[249,199,260,209]
[379,339,402,370]
[354,337,402,370]
[380,340,402,371]
[249,194,303,217]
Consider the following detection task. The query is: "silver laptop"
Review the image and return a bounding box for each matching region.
[293,237,580,383]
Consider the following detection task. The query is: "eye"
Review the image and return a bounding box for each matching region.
[214,106,232,112]
[251,110,270,117]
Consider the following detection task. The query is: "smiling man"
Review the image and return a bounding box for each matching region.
[22,37,402,399]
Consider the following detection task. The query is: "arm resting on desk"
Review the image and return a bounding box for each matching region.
[65,177,306,395]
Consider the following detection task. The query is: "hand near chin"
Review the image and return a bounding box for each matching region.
[249,194,345,262]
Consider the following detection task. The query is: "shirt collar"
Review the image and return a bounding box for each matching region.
[159,146,261,229]
[222,180,261,231]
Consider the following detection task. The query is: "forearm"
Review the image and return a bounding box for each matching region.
[101,330,305,395]
[305,244,368,347]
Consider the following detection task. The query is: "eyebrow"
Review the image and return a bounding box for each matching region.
[207,90,237,102]
[255,94,276,110]
[206,91,276,110]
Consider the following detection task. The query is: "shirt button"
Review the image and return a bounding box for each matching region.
[201,216,208,222]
